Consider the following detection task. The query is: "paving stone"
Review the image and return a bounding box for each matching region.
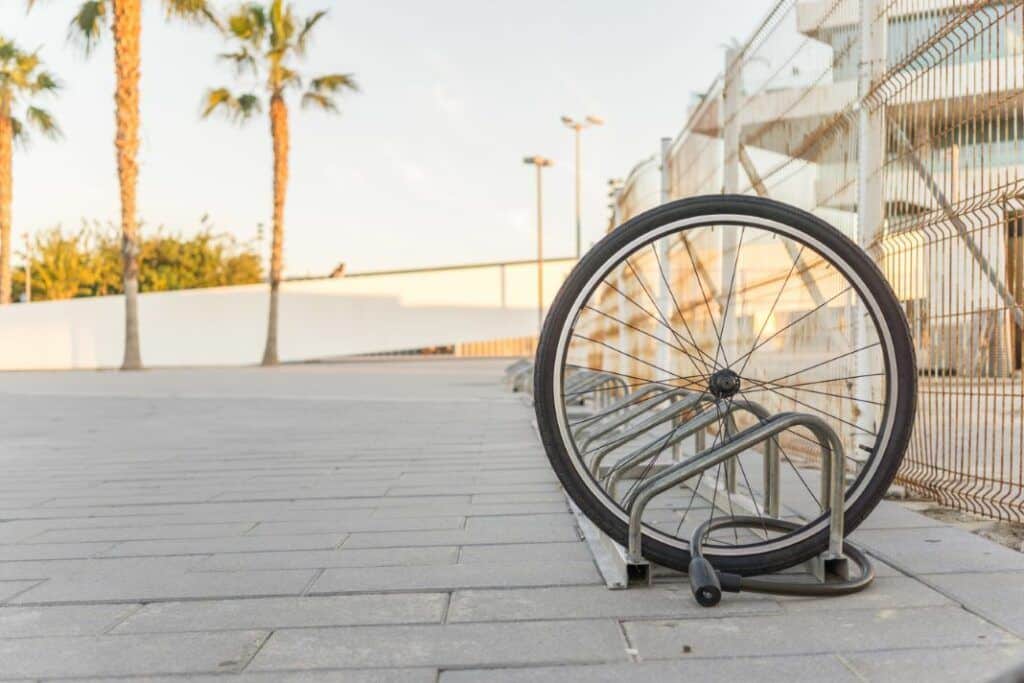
[0,603,138,637]
[457,542,592,564]
[113,593,447,633]
[194,546,459,572]
[213,485,392,501]
[853,526,1024,574]
[310,561,601,594]
[778,575,954,612]
[98,670,438,683]
[925,571,1024,637]
[465,514,577,532]
[247,517,464,535]
[98,533,345,557]
[854,500,947,530]
[623,605,1019,659]
[0,542,114,562]
[372,502,568,518]
[387,483,561,497]
[0,580,43,602]
[248,619,629,670]
[471,493,569,505]
[842,644,1024,682]
[448,585,779,622]
[10,569,315,605]
[26,522,256,544]
[439,654,859,682]
[342,525,579,549]
[0,630,268,678]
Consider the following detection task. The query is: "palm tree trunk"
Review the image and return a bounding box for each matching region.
[112,0,143,370]
[0,97,13,306]
[262,92,289,366]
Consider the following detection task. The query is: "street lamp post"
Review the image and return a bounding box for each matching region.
[523,155,554,334]
[561,115,604,258]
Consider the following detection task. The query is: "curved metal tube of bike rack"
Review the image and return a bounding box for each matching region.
[625,411,846,564]
[586,392,712,476]
[577,386,691,449]
[563,371,628,407]
[572,384,674,441]
[608,400,778,511]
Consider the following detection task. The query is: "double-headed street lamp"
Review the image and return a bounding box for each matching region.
[523,155,554,334]
[561,115,604,258]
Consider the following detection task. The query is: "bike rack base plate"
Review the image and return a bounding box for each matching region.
[567,499,651,589]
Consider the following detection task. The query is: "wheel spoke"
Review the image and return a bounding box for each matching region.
[623,257,719,376]
[727,286,852,371]
[735,244,804,378]
[714,226,746,369]
[601,279,714,379]
[650,242,716,376]
[583,304,710,379]
[754,342,881,388]
[680,234,726,360]
[741,375,886,407]
[572,333,700,386]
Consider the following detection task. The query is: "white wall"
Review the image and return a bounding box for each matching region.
[0,259,576,370]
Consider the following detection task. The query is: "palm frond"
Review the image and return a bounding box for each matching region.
[10,116,25,142]
[201,87,261,123]
[300,91,338,113]
[236,93,261,118]
[308,73,359,94]
[163,0,221,29]
[218,48,257,75]
[25,105,61,139]
[295,10,327,54]
[227,5,266,46]
[15,52,40,78]
[32,71,60,94]
[68,1,108,55]
[279,66,302,90]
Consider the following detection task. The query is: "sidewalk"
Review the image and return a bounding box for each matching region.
[0,358,1022,681]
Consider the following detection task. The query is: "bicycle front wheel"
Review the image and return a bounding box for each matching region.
[534,195,916,576]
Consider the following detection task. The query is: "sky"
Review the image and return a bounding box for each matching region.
[2,0,770,277]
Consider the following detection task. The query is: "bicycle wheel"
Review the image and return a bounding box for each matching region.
[534,195,916,576]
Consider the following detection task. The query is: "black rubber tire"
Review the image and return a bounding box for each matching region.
[534,195,917,576]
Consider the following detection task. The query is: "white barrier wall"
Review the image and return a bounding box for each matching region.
[0,258,576,370]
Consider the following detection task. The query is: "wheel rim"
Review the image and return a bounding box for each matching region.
[548,213,901,559]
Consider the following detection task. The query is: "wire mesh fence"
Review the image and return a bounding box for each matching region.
[603,0,1024,522]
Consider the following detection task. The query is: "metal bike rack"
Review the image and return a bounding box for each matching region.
[508,359,851,591]
[624,411,847,574]
[569,386,847,588]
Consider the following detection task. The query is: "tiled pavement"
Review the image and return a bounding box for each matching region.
[0,358,1022,681]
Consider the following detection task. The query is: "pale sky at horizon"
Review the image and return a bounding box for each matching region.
[2,0,769,277]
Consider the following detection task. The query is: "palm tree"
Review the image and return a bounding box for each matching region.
[202,1,357,365]
[29,0,216,369]
[0,37,60,306]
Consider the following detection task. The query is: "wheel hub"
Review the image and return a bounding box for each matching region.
[708,369,741,399]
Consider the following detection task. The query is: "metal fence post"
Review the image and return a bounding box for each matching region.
[721,47,742,491]
[657,137,673,374]
[613,189,631,379]
[855,0,887,457]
